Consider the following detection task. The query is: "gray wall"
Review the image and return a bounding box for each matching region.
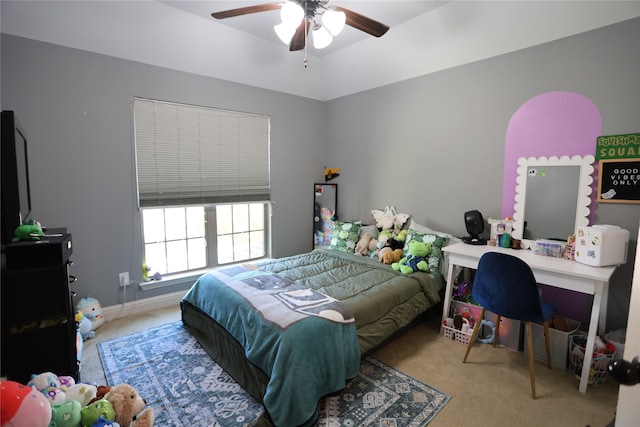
[2,18,639,329]
[1,34,326,306]
[324,17,640,330]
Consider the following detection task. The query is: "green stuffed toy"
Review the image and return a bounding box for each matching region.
[50,400,82,427]
[80,399,115,427]
[11,219,44,242]
[392,240,431,274]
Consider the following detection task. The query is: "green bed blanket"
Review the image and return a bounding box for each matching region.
[257,248,444,354]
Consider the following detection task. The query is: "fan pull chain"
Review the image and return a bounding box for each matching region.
[303,2,308,68]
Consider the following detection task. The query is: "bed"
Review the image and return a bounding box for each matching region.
[181,221,451,426]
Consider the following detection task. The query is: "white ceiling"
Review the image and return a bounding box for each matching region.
[2,1,639,101]
[161,1,449,56]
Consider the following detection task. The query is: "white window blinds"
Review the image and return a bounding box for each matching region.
[134,98,270,207]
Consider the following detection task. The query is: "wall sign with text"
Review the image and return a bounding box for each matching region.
[596,133,639,160]
[596,133,640,204]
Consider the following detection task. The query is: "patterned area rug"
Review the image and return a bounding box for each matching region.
[98,322,450,426]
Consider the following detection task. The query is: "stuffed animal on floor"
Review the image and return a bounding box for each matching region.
[0,380,52,427]
[392,240,431,274]
[50,400,82,427]
[104,384,154,427]
[65,383,98,407]
[87,386,112,406]
[90,416,120,427]
[81,399,116,427]
[27,371,70,404]
[76,297,105,330]
[76,311,95,341]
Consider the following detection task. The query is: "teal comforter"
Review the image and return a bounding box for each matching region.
[182,263,360,426]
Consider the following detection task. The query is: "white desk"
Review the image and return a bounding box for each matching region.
[442,242,617,393]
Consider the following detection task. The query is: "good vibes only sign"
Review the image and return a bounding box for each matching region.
[596,133,640,204]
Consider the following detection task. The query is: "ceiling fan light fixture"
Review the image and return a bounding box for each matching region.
[312,25,333,49]
[274,22,297,45]
[322,9,346,36]
[280,1,304,26]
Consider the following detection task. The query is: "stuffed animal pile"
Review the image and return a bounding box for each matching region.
[368,206,411,263]
[0,372,153,427]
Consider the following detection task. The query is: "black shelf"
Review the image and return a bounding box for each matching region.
[1,232,79,383]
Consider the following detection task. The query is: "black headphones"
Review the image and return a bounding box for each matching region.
[608,356,640,386]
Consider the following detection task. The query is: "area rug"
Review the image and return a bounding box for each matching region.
[98,321,451,426]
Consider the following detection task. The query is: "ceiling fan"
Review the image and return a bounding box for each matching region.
[211,1,390,52]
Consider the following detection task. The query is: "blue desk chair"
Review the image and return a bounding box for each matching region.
[463,252,557,399]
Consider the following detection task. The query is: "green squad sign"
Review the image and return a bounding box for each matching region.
[596,133,640,160]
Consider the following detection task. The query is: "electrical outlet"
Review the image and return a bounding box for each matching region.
[119,272,130,287]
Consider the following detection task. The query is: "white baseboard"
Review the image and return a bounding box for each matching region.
[102,290,185,322]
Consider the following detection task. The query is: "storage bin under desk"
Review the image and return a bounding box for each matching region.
[524,318,581,369]
[448,300,523,351]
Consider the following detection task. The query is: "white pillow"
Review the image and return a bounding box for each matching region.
[359,224,379,239]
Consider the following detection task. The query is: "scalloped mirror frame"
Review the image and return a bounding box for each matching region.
[512,155,595,242]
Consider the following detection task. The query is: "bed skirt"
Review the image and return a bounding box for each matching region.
[180,300,275,426]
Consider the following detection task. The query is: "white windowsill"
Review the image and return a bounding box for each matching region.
[138,257,274,291]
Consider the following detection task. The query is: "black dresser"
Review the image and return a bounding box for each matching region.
[1,232,79,383]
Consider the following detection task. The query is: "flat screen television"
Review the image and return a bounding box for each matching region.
[2,110,33,245]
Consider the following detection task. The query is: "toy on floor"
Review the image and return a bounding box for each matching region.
[81,399,116,427]
[50,400,82,427]
[104,384,154,427]
[90,416,120,427]
[65,383,98,407]
[27,371,70,404]
[0,379,52,427]
[10,372,146,427]
[76,297,105,330]
[76,311,95,341]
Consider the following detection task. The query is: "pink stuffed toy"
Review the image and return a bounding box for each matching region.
[1,380,52,427]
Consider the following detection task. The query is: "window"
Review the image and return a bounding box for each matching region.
[134,98,270,275]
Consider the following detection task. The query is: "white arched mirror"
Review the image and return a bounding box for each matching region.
[512,155,595,243]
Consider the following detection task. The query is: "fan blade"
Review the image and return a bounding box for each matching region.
[211,3,281,20]
[289,20,309,52]
[334,6,389,37]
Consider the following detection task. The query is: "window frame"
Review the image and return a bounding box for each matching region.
[133,97,271,281]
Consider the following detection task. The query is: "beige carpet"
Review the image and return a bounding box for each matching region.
[81,304,618,427]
